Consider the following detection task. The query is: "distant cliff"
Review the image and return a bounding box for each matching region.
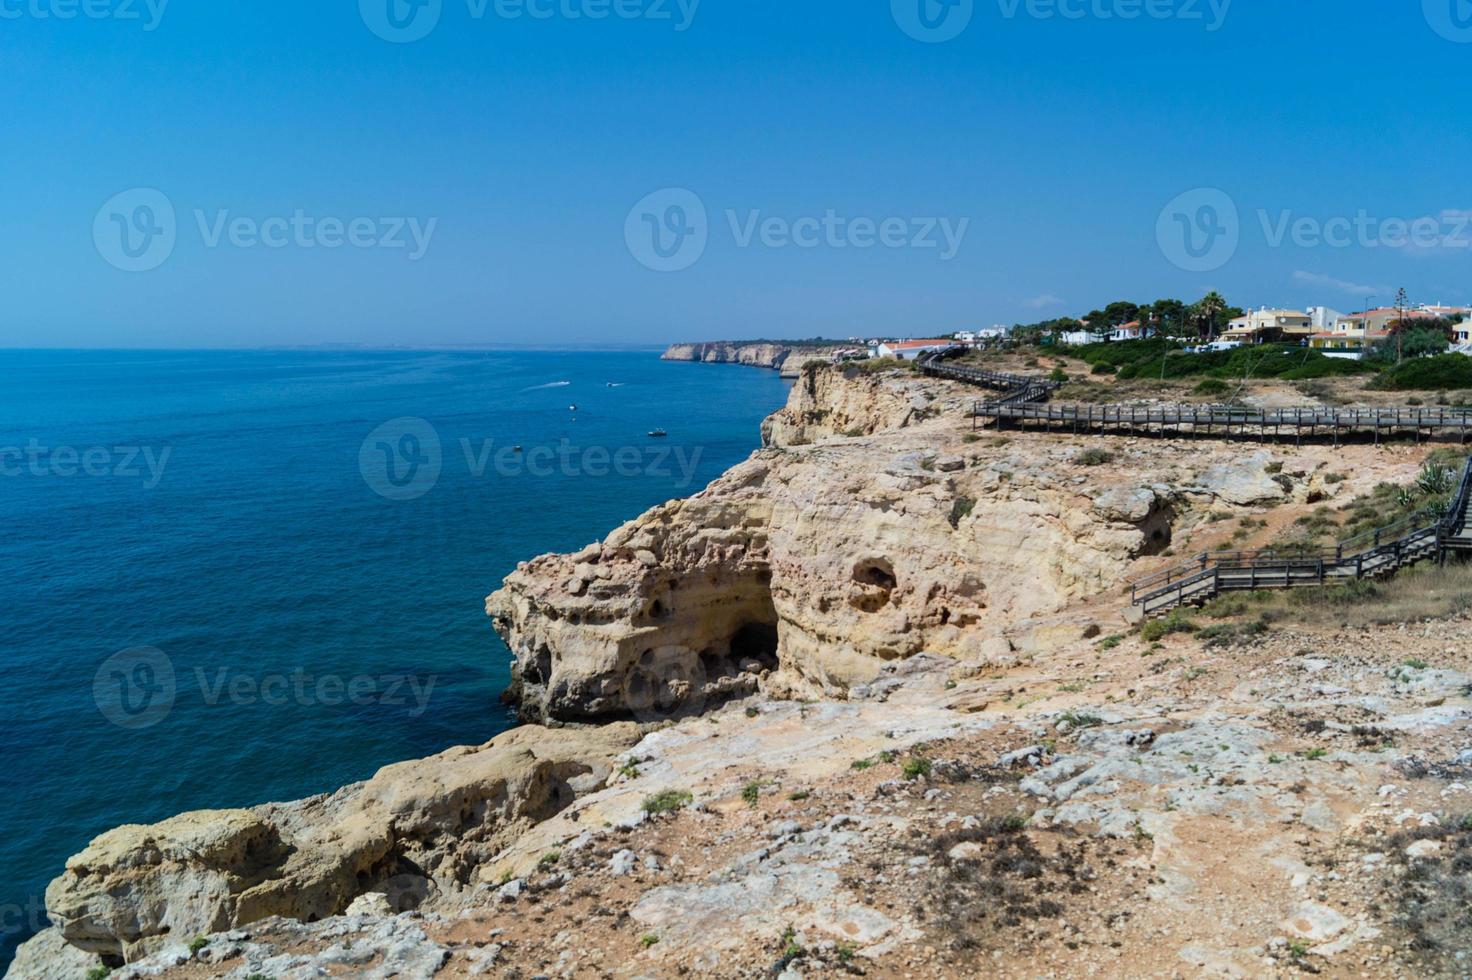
[661,342,841,378]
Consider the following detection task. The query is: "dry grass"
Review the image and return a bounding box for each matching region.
[1200,562,1472,630]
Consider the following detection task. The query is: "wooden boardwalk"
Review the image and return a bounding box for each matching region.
[976,403,1472,446]
[911,347,1472,614]
[915,347,1472,445]
[1129,457,1472,615]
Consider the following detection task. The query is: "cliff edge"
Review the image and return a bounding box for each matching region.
[15,362,1472,979]
[661,342,841,378]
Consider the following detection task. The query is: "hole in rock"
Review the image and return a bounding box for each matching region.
[853,559,898,592]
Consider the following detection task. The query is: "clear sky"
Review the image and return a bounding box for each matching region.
[4,0,1471,347]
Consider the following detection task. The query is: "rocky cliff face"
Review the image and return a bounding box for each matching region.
[40,724,638,965]
[23,360,1431,978]
[488,366,1180,724]
[661,342,838,378]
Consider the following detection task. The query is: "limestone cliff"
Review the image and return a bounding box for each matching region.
[488,365,1180,724]
[41,723,638,964]
[23,361,1426,978]
[661,342,839,378]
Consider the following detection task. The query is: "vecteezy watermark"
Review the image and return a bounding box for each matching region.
[893,0,1230,41]
[1157,188,1472,272]
[93,189,438,272]
[359,0,699,43]
[0,440,171,488]
[1423,0,1472,43]
[1257,209,1472,251]
[94,647,177,730]
[1156,187,1241,272]
[93,188,176,273]
[892,0,974,42]
[0,895,48,939]
[995,0,1231,29]
[360,417,443,501]
[93,647,439,729]
[624,188,970,272]
[624,188,709,273]
[0,0,169,30]
[624,645,708,723]
[357,419,706,500]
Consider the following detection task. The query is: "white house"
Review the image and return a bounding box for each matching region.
[1058,329,1103,346]
[1110,320,1149,342]
[1306,306,1345,332]
[877,339,955,360]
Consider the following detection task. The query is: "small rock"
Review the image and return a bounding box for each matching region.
[346,892,393,917]
[1406,839,1444,859]
[1281,901,1350,942]
[610,850,638,876]
[998,745,1045,769]
[495,879,524,902]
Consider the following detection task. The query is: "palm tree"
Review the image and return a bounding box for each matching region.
[1193,291,1228,341]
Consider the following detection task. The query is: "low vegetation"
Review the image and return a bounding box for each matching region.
[1371,353,1472,391]
[642,789,694,815]
[1070,339,1375,383]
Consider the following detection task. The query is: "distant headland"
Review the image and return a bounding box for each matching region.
[661,340,847,378]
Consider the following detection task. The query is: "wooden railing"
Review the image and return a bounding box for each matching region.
[1129,456,1472,615]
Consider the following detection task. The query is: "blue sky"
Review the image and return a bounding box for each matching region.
[4,0,1471,347]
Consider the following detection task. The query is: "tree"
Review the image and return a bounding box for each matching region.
[1392,287,1411,363]
[1100,301,1141,328]
[1192,291,1229,340]
[1145,298,1192,338]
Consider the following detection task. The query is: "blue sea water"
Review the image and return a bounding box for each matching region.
[0,349,790,969]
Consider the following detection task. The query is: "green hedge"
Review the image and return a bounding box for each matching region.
[1068,340,1376,382]
[1370,354,1472,391]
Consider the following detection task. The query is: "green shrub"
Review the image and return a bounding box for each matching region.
[1139,609,1196,642]
[642,789,693,814]
[901,756,933,780]
[1193,378,1231,396]
[1076,448,1116,467]
[742,781,763,806]
[1371,354,1472,391]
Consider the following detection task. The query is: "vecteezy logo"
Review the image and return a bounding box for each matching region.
[1424,0,1472,42]
[892,0,973,43]
[624,188,708,272]
[359,417,442,500]
[360,0,442,42]
[623,645,708,724]
[1155,188,1240,273]
[93,189,176,272]
[93,647,176,730]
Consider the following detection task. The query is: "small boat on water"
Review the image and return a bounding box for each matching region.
[569,404,579,412]
[648,428,668,438]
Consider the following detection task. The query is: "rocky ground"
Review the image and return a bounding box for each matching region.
[14,364,1472,979]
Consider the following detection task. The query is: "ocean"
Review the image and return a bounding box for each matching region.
[0,348,791,968]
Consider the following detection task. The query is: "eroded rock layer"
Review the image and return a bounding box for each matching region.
[488,366,1176,723]
[43,724,638,963]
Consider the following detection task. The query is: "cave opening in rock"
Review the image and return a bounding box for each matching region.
[853,559,897,591]
[729,621,779,672]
